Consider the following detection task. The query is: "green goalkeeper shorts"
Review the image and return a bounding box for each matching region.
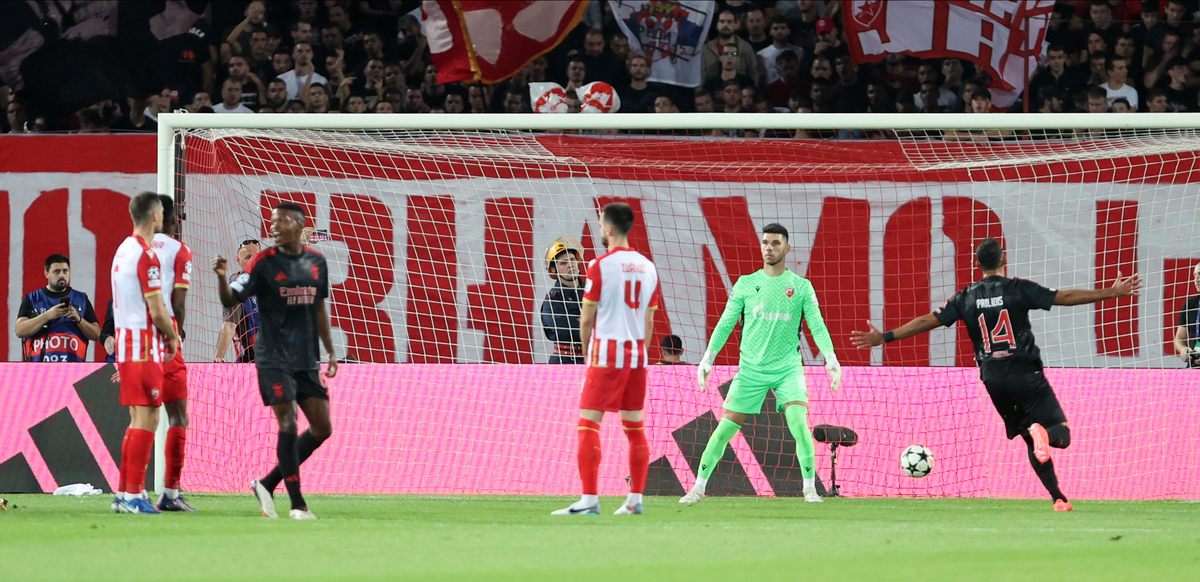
[723,366,807,415]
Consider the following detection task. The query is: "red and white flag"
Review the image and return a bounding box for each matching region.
[423,1,589,85]
[842,0,1055,107]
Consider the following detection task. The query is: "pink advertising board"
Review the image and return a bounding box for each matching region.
[1,363,1197,499]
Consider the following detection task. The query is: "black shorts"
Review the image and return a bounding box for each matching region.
[257,368,328,406]
[983,370,1068,440]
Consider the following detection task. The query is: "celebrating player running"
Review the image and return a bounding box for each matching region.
[851,238,1142,511]
[553,203,658,516]
[213,202,338,520]
[684,223,842,505]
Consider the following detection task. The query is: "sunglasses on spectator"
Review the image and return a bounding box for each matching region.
[240,239,260,247]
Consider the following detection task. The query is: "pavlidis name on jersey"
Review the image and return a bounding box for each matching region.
[280,286,317,305]
[621,263,647,273]
[976,297,1005,308]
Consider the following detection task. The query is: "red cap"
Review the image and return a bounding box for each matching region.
[816,17,836,34]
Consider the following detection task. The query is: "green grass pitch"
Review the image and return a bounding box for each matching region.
[1,494,1197,581]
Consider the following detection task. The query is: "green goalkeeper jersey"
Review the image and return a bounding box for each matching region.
[705,269,835,372]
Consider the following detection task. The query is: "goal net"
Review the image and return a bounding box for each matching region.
[163,113,1200,500]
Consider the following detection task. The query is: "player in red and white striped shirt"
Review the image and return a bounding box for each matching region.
[150,195,196,511]
[552,203,659,516]
[110,192,179,514]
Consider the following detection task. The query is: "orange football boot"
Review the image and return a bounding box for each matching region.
[1053,499,1073,512]
[1028,423,1051,464]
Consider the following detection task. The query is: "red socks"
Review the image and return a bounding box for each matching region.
[164,427,186,490]
[577,419,602,495]
[622,420,649,494]
[123,428,155,495]
[116,431,131,494]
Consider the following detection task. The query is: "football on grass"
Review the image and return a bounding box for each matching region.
[900,445,934,478]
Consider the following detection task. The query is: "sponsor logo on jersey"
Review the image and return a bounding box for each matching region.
[751,303,792,322]
[280,286,318,305]
[275,271,288,282]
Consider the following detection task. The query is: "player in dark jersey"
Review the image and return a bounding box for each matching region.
[212,202,338,520]
[851,238,1142,511]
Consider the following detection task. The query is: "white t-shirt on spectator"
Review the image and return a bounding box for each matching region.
[1101,82,1139,108]
[279,69,328,100]
[215,102,255,114]
[757,44,803,86]
[914,87,958,109]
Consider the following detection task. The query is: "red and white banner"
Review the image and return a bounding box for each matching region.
[2,135,1198,369]
[842,0,1055,107]
[423,0,589,85]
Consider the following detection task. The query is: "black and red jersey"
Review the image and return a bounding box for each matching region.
[230,246,329,371]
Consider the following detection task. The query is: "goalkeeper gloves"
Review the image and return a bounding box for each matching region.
[697,350,715,391]
[824,353,842,392]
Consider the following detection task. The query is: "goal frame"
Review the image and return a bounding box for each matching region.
[152,111,1200,495]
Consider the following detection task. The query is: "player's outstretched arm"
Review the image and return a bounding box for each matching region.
[1053,271,1142,306]
[851,314,942,348]
[699,281,746,390]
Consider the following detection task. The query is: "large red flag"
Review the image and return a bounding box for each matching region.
[423,1,589,85]
[842,0,1055,107]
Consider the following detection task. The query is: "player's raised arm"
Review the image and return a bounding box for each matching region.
[698,279,746,390]
[212,255,242,309]
[1052,270,1142,306]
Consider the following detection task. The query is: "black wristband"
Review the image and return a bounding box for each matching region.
[883,330,896,343]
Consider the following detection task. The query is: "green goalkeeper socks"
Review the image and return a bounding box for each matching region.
[784,405,816,480]
[697,418,741,480]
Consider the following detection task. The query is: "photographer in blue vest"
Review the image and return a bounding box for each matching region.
[16,254,100,362]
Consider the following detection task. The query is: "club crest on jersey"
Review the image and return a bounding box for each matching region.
[311,265,320,280]
[785,288,794,297]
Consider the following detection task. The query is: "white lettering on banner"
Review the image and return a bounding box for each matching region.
[3,171,1198,368]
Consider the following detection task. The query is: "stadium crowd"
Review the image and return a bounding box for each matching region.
[3,0,1200,135]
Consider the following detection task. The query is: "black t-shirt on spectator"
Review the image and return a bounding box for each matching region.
[1162,85,1193,111]
[703,73,755,96]
[162,21,213,105]
[832,78,871,112]
[582,52,627,87]
[1044,25,1084,55]
[617,83,664,113]
[109,115,158,133]
[746,36,773,54]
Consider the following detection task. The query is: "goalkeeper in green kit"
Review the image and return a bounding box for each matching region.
[682,223,842,505]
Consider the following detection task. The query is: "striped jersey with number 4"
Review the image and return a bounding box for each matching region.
[582,247,660,369]
[110,234,165,362]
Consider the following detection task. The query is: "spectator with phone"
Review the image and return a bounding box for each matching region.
[15,254,100,361]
